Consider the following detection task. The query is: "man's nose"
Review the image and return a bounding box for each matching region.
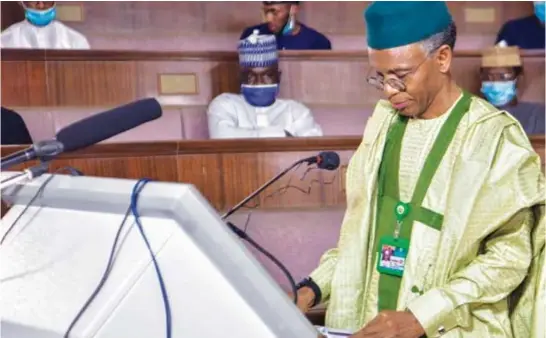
[35,2,46,9]
[383,82,400,97]
[265,13,274,23]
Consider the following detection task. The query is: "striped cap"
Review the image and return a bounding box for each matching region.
[238,30,278,68]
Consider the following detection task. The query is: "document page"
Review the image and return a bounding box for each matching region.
[315,326,353,337]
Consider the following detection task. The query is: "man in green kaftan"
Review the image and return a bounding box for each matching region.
[294,2,545,338]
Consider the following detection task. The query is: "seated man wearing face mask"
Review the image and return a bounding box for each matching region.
[207,31,323,139]
[240,1,331,50]
[480,42,545,134]
[1,1,90,49]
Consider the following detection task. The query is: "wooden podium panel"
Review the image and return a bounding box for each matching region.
[2,136,544,213]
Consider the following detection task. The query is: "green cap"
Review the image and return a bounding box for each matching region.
[364,1,453,50]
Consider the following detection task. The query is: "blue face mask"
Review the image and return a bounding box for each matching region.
[534,1,545,23]
[281,15,295,35]
[25,6,57,27]
[241,84,279,107]
[481,81,517,107]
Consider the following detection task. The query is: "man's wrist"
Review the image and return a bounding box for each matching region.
[296,277,322,307]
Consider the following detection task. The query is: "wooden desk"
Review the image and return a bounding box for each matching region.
[2,50,544,110]
[2,135,544,213]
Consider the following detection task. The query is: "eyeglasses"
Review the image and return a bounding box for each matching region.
[366,57,429,92]
[480,69,518,82]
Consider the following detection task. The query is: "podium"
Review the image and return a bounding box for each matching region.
[0,173,319,338]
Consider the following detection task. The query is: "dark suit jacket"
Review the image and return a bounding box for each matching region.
[1,107,33,145]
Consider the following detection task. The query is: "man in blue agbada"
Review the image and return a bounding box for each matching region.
[294,2,545,338]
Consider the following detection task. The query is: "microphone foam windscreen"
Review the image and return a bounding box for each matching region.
[56,98,162,152]
[318,151,340,171]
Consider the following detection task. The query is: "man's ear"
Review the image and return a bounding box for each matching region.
[436,45,453,74]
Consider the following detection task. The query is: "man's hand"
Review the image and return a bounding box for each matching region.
[349,311,425,338]
[288,286,316,313]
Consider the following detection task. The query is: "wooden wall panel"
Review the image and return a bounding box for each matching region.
[281,59,371,105]
[47,156,179,182]
[176,154,224,210]
[221,153,262,210]
[46,61,138,106]
[302,2,368,35]
[202,1,261,33]
[1,61,48,107]
[1,50,544,111]
[0,2,535,51]
[45,1,534,51]
[255,152,324,209]
[321,150,354,207]
[3,136,542,215]
[137,61,219,106]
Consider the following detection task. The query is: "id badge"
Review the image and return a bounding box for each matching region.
[377,236,409,277]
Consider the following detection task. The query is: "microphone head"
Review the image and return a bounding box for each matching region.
[56,98,162,152]
[317,151,340,171]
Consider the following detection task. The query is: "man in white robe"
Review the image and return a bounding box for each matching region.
[1,1,90,50]
[207,31,323,139]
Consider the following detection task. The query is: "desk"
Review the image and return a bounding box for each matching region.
[2,136,544,211]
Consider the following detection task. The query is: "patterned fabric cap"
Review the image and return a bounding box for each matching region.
[238,30,278,68]
[482,41,522,68]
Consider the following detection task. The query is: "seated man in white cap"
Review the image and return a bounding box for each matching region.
[1,1,90,49]
[207,31,323,139]
[481,42,545,134]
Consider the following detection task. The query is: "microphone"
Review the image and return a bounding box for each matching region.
[221,151,340,220]
[1,98,162,170]
[301,151,341,171]
[223,151,339,305]
[0,162,49,190]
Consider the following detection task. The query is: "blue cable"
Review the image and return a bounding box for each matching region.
[130,178,172,338]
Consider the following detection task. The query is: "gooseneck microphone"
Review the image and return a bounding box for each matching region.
[1,98,162,170]
[221,151,340,220]
[221,151,340,305]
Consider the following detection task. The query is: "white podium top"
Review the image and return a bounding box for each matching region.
[0,172,318,338]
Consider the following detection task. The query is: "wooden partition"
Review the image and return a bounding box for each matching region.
[2,135,544,212]
[2,49,545,111]
[0,1,534,51]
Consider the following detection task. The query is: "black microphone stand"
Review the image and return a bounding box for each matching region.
[222,159,304,220]
[222,158,309,306]
[226,221,298,305]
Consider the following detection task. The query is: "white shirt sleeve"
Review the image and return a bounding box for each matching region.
[207,95,286,139]
[0,24,21,49]
[72,34,90,49]
[286,102,323,137]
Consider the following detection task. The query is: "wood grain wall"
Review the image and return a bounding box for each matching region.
[2,50,544,110]
[2,136,544,213]
[0,1,535,50]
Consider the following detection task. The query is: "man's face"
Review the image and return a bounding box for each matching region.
[368,43,445,118]
[481,66,518,82]
[241,65,280,85]
[23,1,55,10]
[262,4,292,34]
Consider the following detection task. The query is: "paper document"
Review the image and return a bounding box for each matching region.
[315,326,353,337]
